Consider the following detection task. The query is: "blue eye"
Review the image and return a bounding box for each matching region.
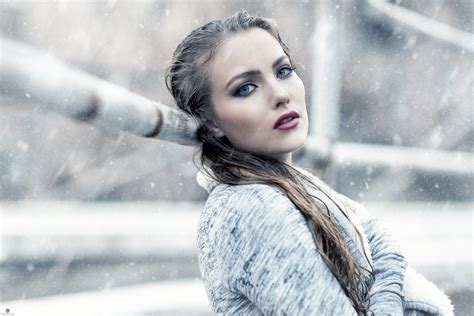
[234,83,257,97]
[277,65,295,79]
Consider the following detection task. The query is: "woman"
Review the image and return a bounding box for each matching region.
[165,10,454,316]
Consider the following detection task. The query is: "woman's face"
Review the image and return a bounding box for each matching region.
[208,28,308,163]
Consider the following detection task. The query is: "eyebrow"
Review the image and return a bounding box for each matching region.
[225,55,289,89]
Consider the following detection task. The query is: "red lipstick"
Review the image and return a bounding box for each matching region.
[274,110,300,130]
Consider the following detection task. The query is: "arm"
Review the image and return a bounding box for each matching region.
[362,218,407,316]
[324,185,454,316]
[326,190,407,315]
[215,184,359,315]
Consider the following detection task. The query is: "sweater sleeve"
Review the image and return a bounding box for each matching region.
[361,218,407,316]
[317,184,407,315]
[215,185,358,316]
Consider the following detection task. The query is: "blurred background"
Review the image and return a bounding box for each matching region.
[0,0,472,315]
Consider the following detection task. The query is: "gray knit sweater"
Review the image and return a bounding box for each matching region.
[196,170,453,315]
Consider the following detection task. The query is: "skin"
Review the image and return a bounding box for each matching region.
[208,28,309,164]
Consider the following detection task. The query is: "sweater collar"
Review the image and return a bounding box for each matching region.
[196,167,219,193]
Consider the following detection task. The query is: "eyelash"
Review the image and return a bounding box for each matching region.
[277,65,296,79]
[233,65,296,97]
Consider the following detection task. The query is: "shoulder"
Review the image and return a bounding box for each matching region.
[204,182,292,220]
[198,182,311,251]
[198,182,315,269]
[198,183,302,244]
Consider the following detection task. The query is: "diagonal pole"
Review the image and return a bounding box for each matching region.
[0,37,199,146]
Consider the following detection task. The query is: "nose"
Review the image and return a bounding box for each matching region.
[269,80,290,109]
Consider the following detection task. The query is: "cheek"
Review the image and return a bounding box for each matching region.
[220,110,261,134]
[294,79,309,127]
[213,95,263,130]
[214,102,267,147]
[294,77,306,101]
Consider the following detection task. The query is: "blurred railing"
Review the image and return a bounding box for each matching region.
[306,0,473,180]
[365,0,473,53]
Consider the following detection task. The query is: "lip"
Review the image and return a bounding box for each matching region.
[273,110,300,130]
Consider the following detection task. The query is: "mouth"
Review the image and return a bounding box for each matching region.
[274,110,300,130]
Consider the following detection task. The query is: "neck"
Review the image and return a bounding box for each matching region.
[271,152,292,165]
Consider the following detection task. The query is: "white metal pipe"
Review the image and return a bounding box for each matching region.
[366,0,474,53]
[0,38,199,145]
[310,0,342,140]
[0,200,202,262]
[304,139,473,176]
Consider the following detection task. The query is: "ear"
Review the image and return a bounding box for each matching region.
[210,119,225,138]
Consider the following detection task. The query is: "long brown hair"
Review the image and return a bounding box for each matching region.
[166,10,374,315]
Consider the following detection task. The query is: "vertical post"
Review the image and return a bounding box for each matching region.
[309,0,342,185]
[310,0,342,140]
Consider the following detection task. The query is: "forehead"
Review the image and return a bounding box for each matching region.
[209,28,286,85]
